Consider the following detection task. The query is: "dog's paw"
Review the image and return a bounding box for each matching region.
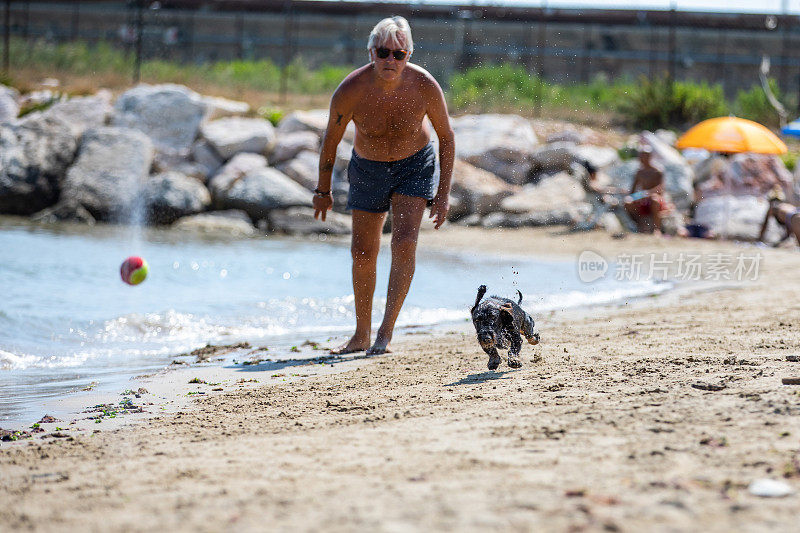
[507,357,522,369]
[488,356,501,371]
[527,333,540,345]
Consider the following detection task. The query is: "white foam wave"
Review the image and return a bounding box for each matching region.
[2,282,671,371]
[0,349,41,370]
[533,282,672,312]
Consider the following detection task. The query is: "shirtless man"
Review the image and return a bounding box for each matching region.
[625,147,666,234]
[313,16,455,355]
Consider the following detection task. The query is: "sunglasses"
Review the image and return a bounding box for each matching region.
[375,47,409,61]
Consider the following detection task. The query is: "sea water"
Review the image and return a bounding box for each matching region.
[0,219,669,423]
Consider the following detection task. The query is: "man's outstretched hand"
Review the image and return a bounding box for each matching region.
[428,193,449,230]
[313,195,333,221]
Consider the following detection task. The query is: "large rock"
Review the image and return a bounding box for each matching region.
[0,114,78,215]
[276,150,318,190]
[19,90,59,110]
[277,109,355,143]
[277,109,328,136]
[335,141,352,176]
[500,171,586,215]
[270,131,319,165]
[152,153,210,183]
[201,95,250,121]
[452,114,538,185]
[693,194,779,241]
[112,84,205,155]
[529,142,619,174]
[545,129,585,144]
[31,197,96,225]
[173,210,255,237]
[267,206,351,235]
[480,206,591,228]
[40,90,112,137]
[449,159,518,219]
[274,149,349,211]
[0,85,20,123]
[60,127,154,222]
[213,167,312,220]
[530,119,610,146]
[144,171,211,225]
[208,152,268,200]
[191,139,224,180]
[607,159,694,212]
[200,117,275,160]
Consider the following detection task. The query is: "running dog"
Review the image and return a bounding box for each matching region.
[471,285,540,370]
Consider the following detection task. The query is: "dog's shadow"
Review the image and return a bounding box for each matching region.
[444,370,516,387]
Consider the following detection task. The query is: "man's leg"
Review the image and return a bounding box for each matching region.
[625,201,647,232]
[331,209,387,355]
[368,193,427,355]
[652,201,663,235]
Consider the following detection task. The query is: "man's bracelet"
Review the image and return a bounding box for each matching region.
[314,188,331,198]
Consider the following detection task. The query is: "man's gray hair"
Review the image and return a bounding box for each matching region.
[367,16,414,55]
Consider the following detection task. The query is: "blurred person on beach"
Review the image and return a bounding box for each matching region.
[313,16,455,355]
[758,186,800,247]
[625,147,667,234]
[571,159,637,235]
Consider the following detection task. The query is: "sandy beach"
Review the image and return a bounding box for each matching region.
[2,226,800,532]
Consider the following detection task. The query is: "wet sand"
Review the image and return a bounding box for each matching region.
[2,226,800,532]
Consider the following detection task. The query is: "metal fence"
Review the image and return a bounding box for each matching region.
[3,0,800,101]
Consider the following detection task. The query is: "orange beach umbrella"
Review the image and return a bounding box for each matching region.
[676,116,787,155]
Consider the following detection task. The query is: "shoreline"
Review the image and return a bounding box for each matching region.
[2,226,800,530]
[1,278,682,433]
[0,224,774,431]
[0,220,672,430]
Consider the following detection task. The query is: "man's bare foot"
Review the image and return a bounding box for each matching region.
[366,335,392,355]
[330,335,370,355]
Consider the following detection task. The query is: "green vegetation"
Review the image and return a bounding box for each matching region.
[734,79,788,129]
[780,151,798,172]
[5,37,349,103]
[619,76,728,130]
[448,64,636,117]
[448,66,731,128]
[4,38,797,131]
[259,107,285,126]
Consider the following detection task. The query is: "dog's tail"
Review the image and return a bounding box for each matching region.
[472,285,487,313]
[516,290,523,305]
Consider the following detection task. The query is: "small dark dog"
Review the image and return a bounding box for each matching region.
[471,285,540,370]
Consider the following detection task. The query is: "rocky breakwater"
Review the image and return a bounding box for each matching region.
[3,82,797,240]
[0,83,352,236]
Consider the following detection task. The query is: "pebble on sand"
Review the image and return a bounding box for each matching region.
[748,479,794,498]
[691,382,726,391]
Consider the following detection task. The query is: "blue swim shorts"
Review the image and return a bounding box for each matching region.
[346,142,438,213]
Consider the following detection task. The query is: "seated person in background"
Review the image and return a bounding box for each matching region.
[572,159,637,234]
[625,147,666,234]
[758,187,800,247]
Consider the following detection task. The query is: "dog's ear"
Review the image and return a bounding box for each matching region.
[516,290,523,305]
[500,303,514,326]
[472,285,487,313]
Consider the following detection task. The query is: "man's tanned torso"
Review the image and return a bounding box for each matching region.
[331,63,437,162]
